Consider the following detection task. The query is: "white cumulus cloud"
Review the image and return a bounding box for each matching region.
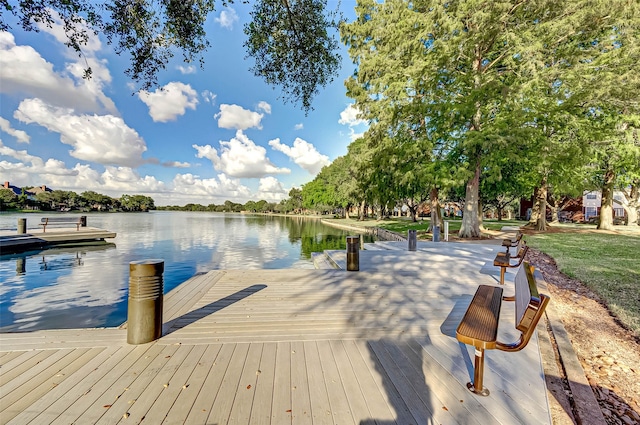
[14,98,147,167]
[162,161,191,168]
[268,137,330,175]
[169,173,252,204]
[215,104,264,130]
[202,90,217,104]
[0,117,30,143]
[0,141,166,198]
[193,130,290,178]
[256,177,288,202]
[257,101,272,114]
[215,8,239,29]
[0,31,116,114]
[339,104,367,127]
[138,82,199,122]
[177,65,196,74]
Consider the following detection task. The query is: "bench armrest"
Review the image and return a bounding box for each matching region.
[496,294,551,352]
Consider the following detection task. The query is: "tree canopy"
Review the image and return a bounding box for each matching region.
[0,0,342,112]
[338,0,640,236]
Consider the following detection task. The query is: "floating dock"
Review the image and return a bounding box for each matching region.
[0,227,117,254]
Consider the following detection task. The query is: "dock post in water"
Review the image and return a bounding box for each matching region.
[346,235,359,271]
[127,259,164,344]
[17,218,26,234]
[408,229,417,251]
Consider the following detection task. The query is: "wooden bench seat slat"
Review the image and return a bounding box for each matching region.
[456,285,503,349]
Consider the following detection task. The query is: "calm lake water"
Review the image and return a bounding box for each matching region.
[0,212,360,332]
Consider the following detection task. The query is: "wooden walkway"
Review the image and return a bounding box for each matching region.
[0,244,551,424]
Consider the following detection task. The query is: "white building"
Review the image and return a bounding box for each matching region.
[582,190,627,220]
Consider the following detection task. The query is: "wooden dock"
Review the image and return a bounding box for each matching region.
[0,243,552,424]
[0,227,117,254]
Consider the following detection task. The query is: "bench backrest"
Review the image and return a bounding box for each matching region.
[41,217,81,223]
[497,261,550,352]
[513,240,527,258]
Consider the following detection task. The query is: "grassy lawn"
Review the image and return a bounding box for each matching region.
[526,231,640,337]
[359,216,524,234]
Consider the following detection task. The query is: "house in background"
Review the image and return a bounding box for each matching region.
[582,190,626,221]
[2,182,53,209]
[2,181,23,197]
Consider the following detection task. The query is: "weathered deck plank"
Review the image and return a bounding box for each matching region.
[330,340,374,422]
[290,340,313,424]
[184,343,235,424]
[316,341,356,425]
[228,342,264,425]
[343,339,398,423]
[248,342,276,425]
[303,341,334,425]
[161,343,222,424]
[1,348,94,422]
[142,344,208,423]
[110,344,194,424]
[207,342,250,425]
[48,344,154,425]
[368,339,436,424]
[162,271,225,324]
[14,345,120,425]
[271,342,292,424]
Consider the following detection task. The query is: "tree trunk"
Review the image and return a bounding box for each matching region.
[459,48,484,239]
[358,200,366,221]
[478,199,485,231]
[597,168,616,230]
[535,177,548,231]
[459,162,481,238]
[622,183,639,226]
[529,190,540,226]
[429,187,442,232]
[408,203,418,222]
[549,198,560,224]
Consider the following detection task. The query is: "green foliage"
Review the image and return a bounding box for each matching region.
[0,188,17,210]
[527,231,640,336]
[244,0,342,112]
[337,0,640,236]
[119,194,155,211]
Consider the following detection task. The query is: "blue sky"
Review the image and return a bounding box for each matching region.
[0,1,366,206]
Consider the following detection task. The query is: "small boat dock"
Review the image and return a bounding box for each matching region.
[0,227,117,254]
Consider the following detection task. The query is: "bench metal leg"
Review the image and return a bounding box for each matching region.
[467,348,490,396]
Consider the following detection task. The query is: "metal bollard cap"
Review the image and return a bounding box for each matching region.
[130,259,164,276]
